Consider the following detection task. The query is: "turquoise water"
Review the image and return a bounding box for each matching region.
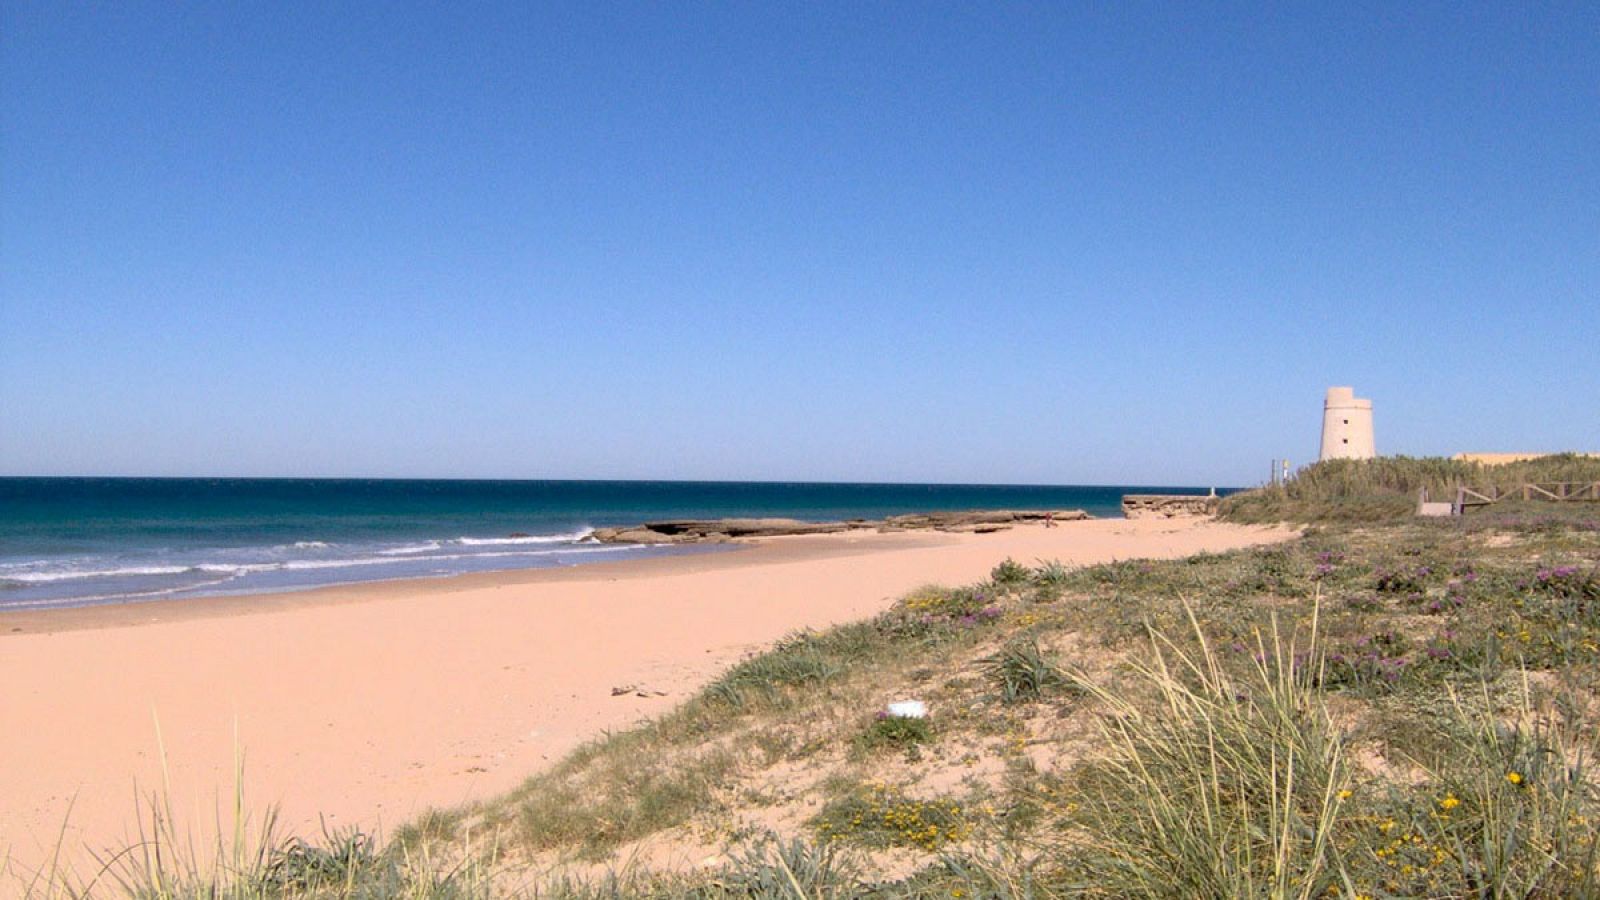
[0,478,1227,610]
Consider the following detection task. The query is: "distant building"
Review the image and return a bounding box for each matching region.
[1452,452,1600,465]
[1319,386,1375,461]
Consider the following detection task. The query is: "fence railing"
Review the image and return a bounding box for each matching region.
[1457,482,1600,508]
[1419,482,1600,516]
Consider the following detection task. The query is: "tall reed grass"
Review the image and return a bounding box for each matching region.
[1066,599,1351,898]
[1221,454,1600,523]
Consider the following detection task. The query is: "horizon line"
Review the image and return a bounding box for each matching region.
[0,473,1241,490]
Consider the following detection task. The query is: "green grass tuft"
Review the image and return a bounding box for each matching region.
[979,638,1070,704]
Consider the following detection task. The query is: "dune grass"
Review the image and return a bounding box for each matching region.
[1220,454,1600,524]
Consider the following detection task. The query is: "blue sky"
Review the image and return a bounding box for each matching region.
[2,3,1596,486]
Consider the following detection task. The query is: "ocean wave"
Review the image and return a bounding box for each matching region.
[0,545,653,610]
[281,545,636,570]
[377,531,592,555]
[453,529,593,546]
[198,563,279,575]
[0,541,635,585]
[0,575,237,610]
[2,565,200,583]
[291,541,333,549]
[280,556,424,571]
[378,541,443,556]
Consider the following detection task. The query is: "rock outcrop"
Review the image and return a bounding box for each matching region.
[1120,494,1219,519]
[590,509,1091,544]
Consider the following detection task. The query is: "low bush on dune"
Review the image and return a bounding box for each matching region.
[979,638,1070,704]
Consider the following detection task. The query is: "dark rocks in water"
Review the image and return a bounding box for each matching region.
[880,510,1086,530]
[590,509,1090,544]
[590,518,858,544]
[592,528,701,545]
[508,532,531,538]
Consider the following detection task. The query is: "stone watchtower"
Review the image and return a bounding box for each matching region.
[1319,386,1375,461]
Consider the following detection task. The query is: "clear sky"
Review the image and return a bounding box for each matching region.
[2,3,1596,486]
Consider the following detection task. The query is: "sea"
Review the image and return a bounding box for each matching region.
[0,478,1227,612]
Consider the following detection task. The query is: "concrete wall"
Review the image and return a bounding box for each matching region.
[1319,386,1376,461]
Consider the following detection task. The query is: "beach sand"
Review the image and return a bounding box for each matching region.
[0,518,1294,876]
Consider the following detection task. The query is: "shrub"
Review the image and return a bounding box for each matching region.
[857,714,934,755]
[705,631,844,709]
[979,638,1070,704]
[1343,686,1600,898]
[814,784,972,851]
[713,833,863,898]
[260,825,380,892]
[991,558,1030,585]
[1032,559,1071,585]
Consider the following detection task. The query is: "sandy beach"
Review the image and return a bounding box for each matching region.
[0,517,1294,876]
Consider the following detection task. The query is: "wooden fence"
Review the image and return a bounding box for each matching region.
[1421,482,1600,515]
[1457,482,1600,509]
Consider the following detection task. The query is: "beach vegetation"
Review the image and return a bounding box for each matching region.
[979,638,1069,704]
[1220,453,1600,524]
[855,712,934,757]
[1031,558,1071,585]
[490,741,740,860]
[701,629,845,710]
[812,783,974,852]
[990,557,1030,585]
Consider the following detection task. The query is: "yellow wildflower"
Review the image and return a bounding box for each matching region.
[1507,772,1523,785]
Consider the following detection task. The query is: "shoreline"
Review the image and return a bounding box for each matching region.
[0,533,937,637]
[0,543,744,634]
[0,517,1295,877]
[0,509,1092,622]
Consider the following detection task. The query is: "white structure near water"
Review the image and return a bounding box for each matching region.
[1319,386,1376,461]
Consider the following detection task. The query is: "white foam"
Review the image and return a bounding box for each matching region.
[281,556,413,571]
[453,529,593,546]
[280,546,639,570]
[196,563,278,575]
[3,565,197,583]
[378,541,443,556]
[0,540,636,585]
[0,575,236,610]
